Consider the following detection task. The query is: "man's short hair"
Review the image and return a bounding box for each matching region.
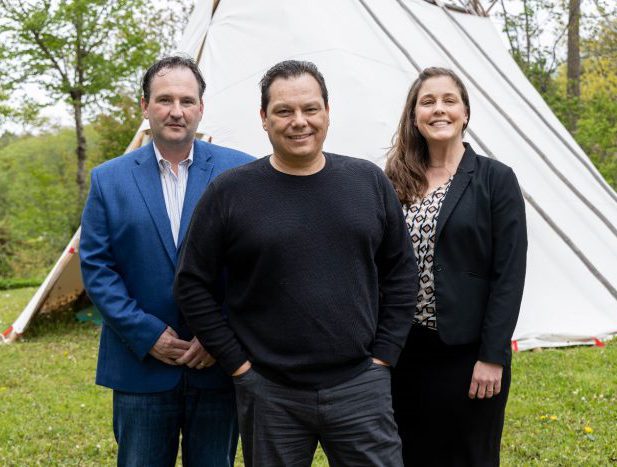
[259,60,329,112]
[142,55,206,102]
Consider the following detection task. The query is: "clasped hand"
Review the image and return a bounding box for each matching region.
[149,326,215,369]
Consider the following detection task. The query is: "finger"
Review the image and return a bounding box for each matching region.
[185,353,203,368]
[166,337,192,351]
[468,380,478,399]
[476,382,487,399]
[165,326,179,338]
[175,341,201,365]
[202,354,216,367]
[485,386,494,399]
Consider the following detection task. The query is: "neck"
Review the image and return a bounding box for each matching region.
[154,139,193,166]
[270,152,326,176]
[427,141,465,168]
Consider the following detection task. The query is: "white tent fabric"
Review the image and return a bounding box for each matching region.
[4,0,616,350]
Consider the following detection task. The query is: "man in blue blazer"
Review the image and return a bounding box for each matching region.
[80,56,253,467]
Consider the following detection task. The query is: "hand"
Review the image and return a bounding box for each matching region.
[232,361,252,377]
[468,360,503,399]
[149,326,191,365]
[371,357,390,367]
[176,337,216,369]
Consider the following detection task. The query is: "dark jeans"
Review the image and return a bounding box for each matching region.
[234,362,403,467]
[113,381,238,467]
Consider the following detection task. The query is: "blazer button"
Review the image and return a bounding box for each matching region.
[435,264,443,272]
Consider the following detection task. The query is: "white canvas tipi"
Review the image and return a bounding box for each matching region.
[4,0,617,351]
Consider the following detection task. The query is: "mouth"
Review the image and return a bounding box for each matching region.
[429,120,451,127]
[165,123,186,129]
[287,133,313,141]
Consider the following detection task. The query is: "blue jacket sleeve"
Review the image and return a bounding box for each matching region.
[79,169,167,360]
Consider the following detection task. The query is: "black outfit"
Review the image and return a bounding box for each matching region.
[392,143,527,466]
[175,154,418,466]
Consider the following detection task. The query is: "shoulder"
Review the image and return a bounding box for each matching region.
[196,140,255,166]
[208,156,267,189]
[90,144,152,178]
[474,152,514,177]
[468,147,523,202]
[326,152,386,177]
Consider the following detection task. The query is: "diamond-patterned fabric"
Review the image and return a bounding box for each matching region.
[404,178,452,330]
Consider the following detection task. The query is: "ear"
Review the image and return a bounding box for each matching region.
[199,97,204,117]
[260,109,268,130]
[140,96,148,119]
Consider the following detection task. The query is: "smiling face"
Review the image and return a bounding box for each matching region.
[414,75,468,149]
[260,73,329,166]
[141,66,204,154]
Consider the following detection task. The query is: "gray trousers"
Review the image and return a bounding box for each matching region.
[233,362,403,467]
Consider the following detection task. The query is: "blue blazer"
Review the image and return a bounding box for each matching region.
[80,140,254,393]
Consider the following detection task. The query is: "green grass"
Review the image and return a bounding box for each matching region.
[1,287,615,465]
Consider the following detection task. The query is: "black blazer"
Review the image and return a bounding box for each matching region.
[433,143,527,366]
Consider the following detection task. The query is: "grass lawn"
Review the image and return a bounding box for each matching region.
[1,287,615,466]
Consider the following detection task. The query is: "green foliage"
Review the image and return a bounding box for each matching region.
[0,0,161,106]
[501,3,617,189]
[0,289,615,465]
[0,278,42,291]
[92,91,144,163]
[0,128,101,278]
[0,0,192,200]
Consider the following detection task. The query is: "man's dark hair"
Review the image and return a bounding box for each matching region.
[259,60,329,112]
[142,55,206,102]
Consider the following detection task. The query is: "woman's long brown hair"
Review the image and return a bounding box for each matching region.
[385,67,470,205]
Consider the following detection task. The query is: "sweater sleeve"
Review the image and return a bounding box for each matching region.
[478,167,527,366]
[371,173,418,366]
[174,183,249,375]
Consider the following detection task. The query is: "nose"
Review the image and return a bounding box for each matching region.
[170,100,183,118]
[433,99,445,114]
[291,109,308,127]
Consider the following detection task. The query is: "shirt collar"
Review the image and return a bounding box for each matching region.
[153,142,194,171]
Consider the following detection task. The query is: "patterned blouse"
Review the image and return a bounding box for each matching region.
[403,178,453,330]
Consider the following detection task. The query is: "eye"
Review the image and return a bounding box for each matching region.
[276,109,291,116]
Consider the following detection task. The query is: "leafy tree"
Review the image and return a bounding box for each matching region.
[92,90,145,164]
[0,0,184,204]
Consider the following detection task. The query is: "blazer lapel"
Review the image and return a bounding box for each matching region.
[435,144,476,242]
[132,145,177,265]
[177,142,214,249]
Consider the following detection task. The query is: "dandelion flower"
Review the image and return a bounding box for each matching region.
[584,426,593,434]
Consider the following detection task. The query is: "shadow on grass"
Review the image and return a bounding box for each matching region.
[24,304,100,341]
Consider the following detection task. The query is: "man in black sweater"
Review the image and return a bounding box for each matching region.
[175,60,417,467]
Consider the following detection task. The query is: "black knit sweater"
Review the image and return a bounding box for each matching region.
[175,154,417,388]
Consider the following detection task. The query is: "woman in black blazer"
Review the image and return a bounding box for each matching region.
[386,67,527,466]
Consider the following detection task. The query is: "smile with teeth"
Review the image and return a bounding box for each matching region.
[429,121,450,127]
[288,134,312,140]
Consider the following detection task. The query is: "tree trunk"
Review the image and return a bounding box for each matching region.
[567,0,581,131]
[72,92,87,204]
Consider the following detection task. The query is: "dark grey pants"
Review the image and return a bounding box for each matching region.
[233,362,403,467]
